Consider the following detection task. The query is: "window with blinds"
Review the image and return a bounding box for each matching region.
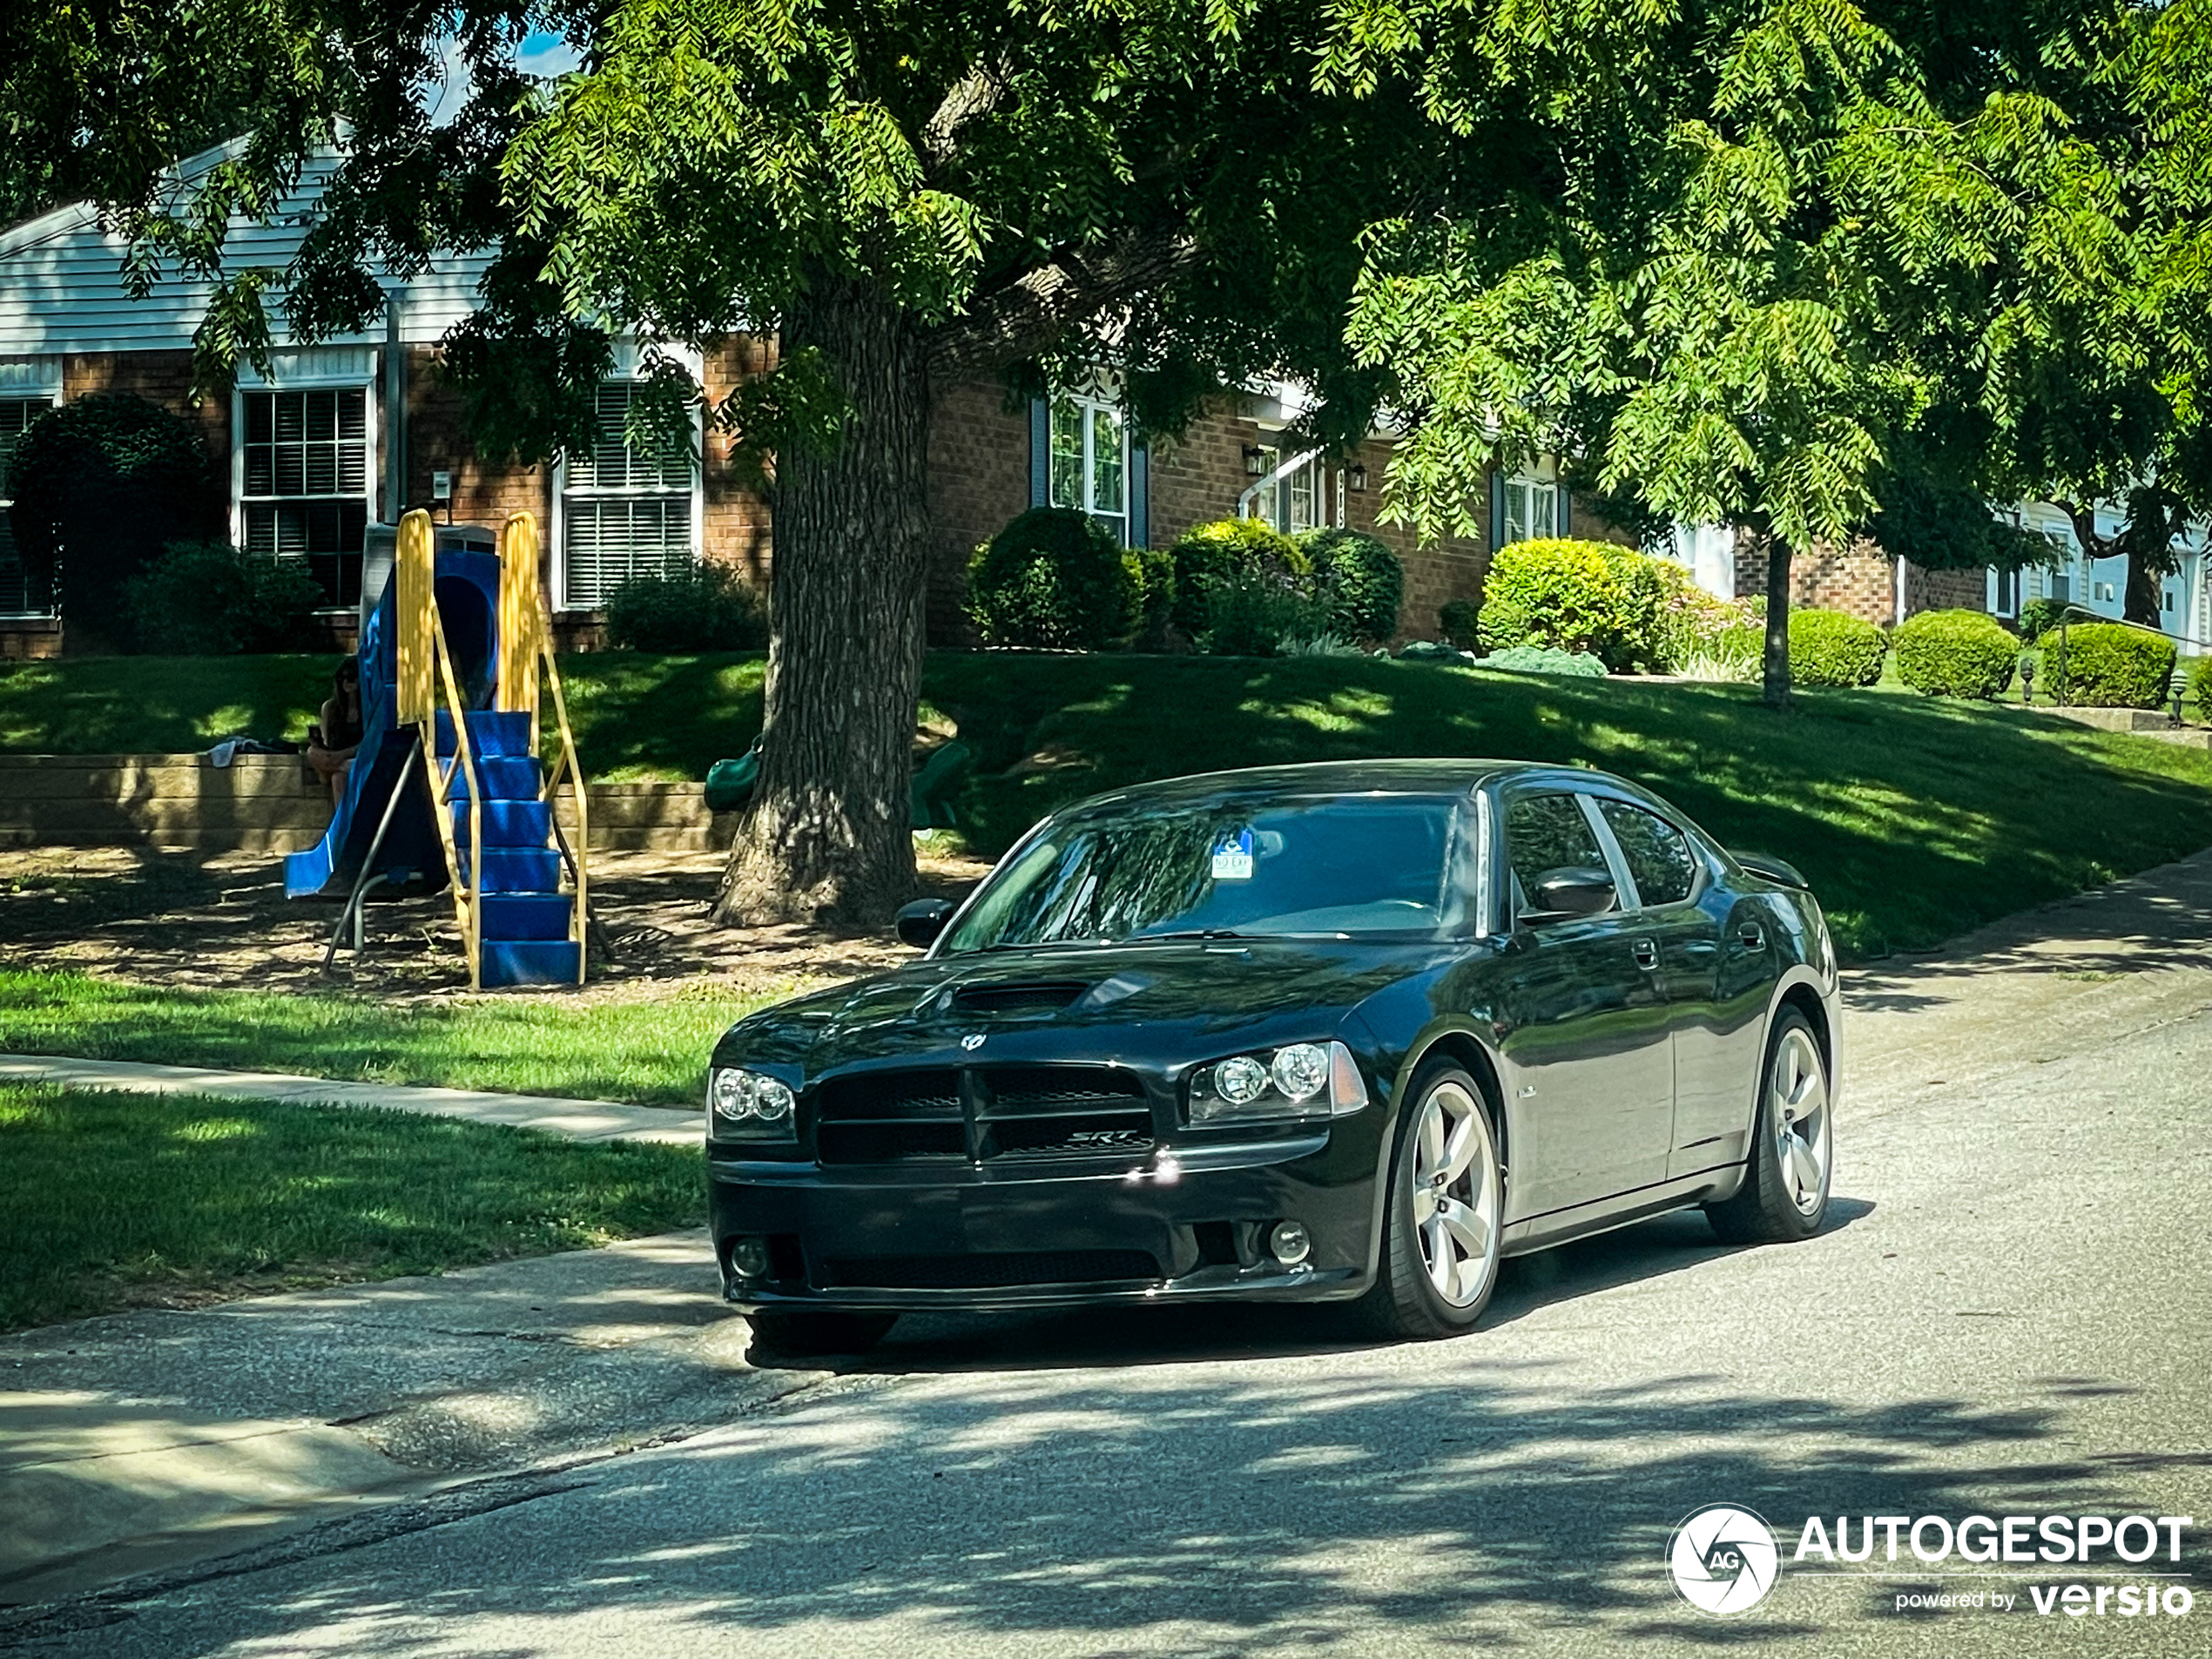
[561,381,696,608]
[0,398,57,617]
[239,387,371,608]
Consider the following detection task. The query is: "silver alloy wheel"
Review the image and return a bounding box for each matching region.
[1770,1024,1831,1217]
[1409,1079,1501,1308]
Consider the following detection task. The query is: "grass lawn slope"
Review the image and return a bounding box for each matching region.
[0,1083,705,1332]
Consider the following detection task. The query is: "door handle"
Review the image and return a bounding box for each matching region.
[1736,921,1767,952]
[1631,938,1659,971]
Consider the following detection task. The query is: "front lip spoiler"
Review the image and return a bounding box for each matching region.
[725,1263,1367,1315]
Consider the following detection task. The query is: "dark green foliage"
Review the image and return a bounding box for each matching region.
[1893,610,2020,699]
[2192,655,2212,718]
[964,508,1138,651]
[1438,598,1480,649]
[1869,466,2060,573]
[4,395,219,636]
[1297,529,1404,644]
[2018,597,2068,644]
[124,542,324,655]
[604,563,768,653]
[1197,576,1329,658]
[1480,645,1608,678]
[1474,538,1669,671]
[1787,609,1887,689]
[1167,519,1309,638]
[2040,622,2176,709]
[1125,546,1177,651]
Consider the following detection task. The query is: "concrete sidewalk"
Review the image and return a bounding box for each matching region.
[0,1231,818,1608]
[0,1054,702,1145]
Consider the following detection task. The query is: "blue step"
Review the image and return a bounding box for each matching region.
[448,756,543,802]
[481,938,583,988]
[451,798,553,848]
[481,894,574,941]
[460,846,562,894]
[435,710,534,759]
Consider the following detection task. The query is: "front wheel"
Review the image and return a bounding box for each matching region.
[745,1310,897,1360]
[1353,1062,1504,1340]
[1706,1008,1832,1244]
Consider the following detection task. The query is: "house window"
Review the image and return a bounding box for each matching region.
[1242,445,1325,534]
[1501,475,1560,546]
[2095,580,2116,604]
[1990,566,2020,618]
[0,397,56,617]
[239,387,371,609]
[559,381,697,609]
[1048,390,1128,545]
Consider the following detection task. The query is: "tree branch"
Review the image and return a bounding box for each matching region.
[920,63,1007,172]
[927,225,1200,381]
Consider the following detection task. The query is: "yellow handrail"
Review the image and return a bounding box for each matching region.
[537,624,588,984]
[427,610,486,991]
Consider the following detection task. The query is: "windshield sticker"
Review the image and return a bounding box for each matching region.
[1211,827,1256,881]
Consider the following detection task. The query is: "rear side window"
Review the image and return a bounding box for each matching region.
[1504,793,1606,887]
[1597,799,1699,907]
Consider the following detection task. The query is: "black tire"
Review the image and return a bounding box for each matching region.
[1352,1060,1504,1341]
[1706,1008,1832,1244]
[745,1310,897,1359]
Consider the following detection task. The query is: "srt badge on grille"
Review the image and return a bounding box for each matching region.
[961,1033,987,1050]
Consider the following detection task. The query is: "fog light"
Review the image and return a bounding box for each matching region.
[1269,1220,1312,1265]
[729,1237,770,1278]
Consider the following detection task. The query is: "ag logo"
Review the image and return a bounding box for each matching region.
[1668,1505,1780,1615]
[960,1033,986,1051]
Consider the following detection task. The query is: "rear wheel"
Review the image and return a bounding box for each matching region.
[1354,1062,1503,1340]
[745,1310,897,1359]
[1706,1008,1832,1244]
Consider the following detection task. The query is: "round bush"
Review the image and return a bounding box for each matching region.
[1195,575,1329,657]
[5,394,219,637]
[1475,537,1669,672]
[605,563,768,651]
[2040,621,2176,709]
[1165,518,1309,637]
[1892,609,2020,699]
[2192,655,2212,719]
[1438,598,1480,650]
[1296,529,1403,644]
[1787,608,1887,689]
[1480,644,1608,678]
[125,542,325,654]
[965,507,1136,651]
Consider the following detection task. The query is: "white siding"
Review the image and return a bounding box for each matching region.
[0,146,493,356]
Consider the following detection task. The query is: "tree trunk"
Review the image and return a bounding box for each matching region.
[712,278,933,928]
[2122,549,2162,629]
[1762,536,1792,709]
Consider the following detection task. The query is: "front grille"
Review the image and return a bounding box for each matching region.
[810,1063,1156,1166]
[819,1250,1161,1290]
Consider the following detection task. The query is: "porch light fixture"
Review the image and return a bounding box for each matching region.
[1243,445,1266,476]
[1347,462,1369,492]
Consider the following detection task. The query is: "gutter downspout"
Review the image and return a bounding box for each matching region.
[1894,555,1907,627]
[383,293,406,522]
[1237,448,1324,521]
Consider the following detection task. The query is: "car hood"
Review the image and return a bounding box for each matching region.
[712,937,1456,1079]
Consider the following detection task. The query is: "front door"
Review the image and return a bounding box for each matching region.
[1492,790,1676,1217]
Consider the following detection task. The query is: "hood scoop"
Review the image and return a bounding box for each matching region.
[948,980,1091,1015]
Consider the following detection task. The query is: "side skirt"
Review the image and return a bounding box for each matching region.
[1501,1162,1748,1258]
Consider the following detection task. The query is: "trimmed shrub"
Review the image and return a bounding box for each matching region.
[1893,609,2020,699]
[1196,575,1329,657]
[2192,654,2212,718]
[1438,598,1480,650]
[1166,518,1309,637]
[124,542,324,654]
[605,562,768,651]
[1788,608,1887,689]
[2017,596,2068,644]
[1480,645,1608,678]
[4,394,221,639]
[964,507,1137,651]
[1125,545,1177,649]
[1475,537,1669,672]
[2040,621,2176,709]
[1296,529,1403,644]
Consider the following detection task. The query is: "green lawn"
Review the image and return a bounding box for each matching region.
[0,1083,706,1332]
[0,971,778,1106]
[7,649,2212,959]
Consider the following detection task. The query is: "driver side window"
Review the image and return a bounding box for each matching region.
[1503,793,1609,913]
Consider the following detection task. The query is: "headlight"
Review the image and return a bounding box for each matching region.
[1186,1041,1367,1124]
[707,1066,797,1138]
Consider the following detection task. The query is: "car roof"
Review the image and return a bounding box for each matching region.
[1065,759,1625,814]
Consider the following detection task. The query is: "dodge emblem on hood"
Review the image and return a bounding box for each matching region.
[961,1033,987,1050]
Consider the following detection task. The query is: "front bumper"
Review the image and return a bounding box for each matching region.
[708,1132,1381,1313]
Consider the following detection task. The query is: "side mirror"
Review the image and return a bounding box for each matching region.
[895,898,954,948]
[1520,865,1617,926]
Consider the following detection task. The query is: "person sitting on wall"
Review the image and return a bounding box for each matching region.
[306,658,363,803]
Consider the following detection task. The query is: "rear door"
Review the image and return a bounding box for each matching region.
[1491,787,1677,1217]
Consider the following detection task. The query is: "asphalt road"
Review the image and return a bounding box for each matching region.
[16,865,2212,1656]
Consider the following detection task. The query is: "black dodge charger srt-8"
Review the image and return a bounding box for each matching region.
[706,760,1839,1354]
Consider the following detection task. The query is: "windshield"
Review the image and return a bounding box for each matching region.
[940,793,1473,953]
